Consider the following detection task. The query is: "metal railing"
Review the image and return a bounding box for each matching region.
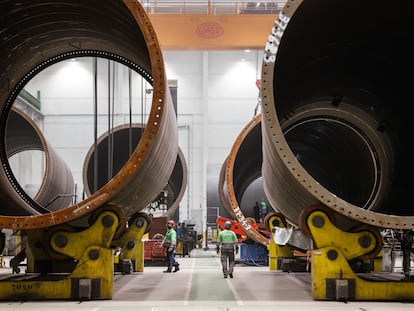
[139,0,287,15]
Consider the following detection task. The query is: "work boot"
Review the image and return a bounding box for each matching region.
[173,263,180,273]
[163,265,172,273]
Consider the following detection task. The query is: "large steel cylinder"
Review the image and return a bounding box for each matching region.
[0,0,178,229]
[220,114,270,245]
[261,0,413,229]
[82,123,187,218]
[6,107,75,214]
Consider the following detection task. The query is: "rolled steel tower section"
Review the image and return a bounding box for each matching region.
[82,123,187,218]
[163,147,187,219]
[261,0,414,229]
[223,114,270,246]
[218,157,232,217]
[0,0,177,229]
[7,107,74,213]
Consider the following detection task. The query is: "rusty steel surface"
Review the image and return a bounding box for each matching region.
[261,0,414,229]
[0,0,178,229]
[82,123,187,219]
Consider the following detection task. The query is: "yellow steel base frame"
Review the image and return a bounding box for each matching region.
[306,207,414,301]
[0,210,119,301]
[112,213,149,272]
[266,213,293,271]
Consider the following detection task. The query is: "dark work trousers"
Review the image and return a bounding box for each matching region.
[166,248,178,266]
[220,249,235,276]
[403,248,411,278]
[402,232,413,279]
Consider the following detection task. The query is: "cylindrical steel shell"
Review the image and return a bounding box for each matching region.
[0,0,178,229]
[6,107,75,214]
[261,0,413,229]
[82,123,187,218]
[223,114,270,246]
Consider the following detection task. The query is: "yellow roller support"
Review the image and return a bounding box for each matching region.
[306,207,414,301]
[112,213,150,272]
[266,213,293,271]
[307,210,377,259]
[0,210,119,300]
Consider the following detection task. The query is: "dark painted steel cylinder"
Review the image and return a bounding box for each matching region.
[222,114,270,246]
[83,123,187,218]
[6,107,74,214]
[0,0,177,229]
[261,0,414,229]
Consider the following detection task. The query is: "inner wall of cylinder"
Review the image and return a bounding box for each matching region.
[272,0,410,215]
[233,122,270,219]
[233,123,263,204]
[84,126,145,195]
[284,118,377,210]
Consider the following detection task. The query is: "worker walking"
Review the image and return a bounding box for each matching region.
[216,220,239,278]
[162,219,180,273]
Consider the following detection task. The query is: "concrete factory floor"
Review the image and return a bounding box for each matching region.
[0,247,414,310]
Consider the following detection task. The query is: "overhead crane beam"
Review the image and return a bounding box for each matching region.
[148,14,279,50]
